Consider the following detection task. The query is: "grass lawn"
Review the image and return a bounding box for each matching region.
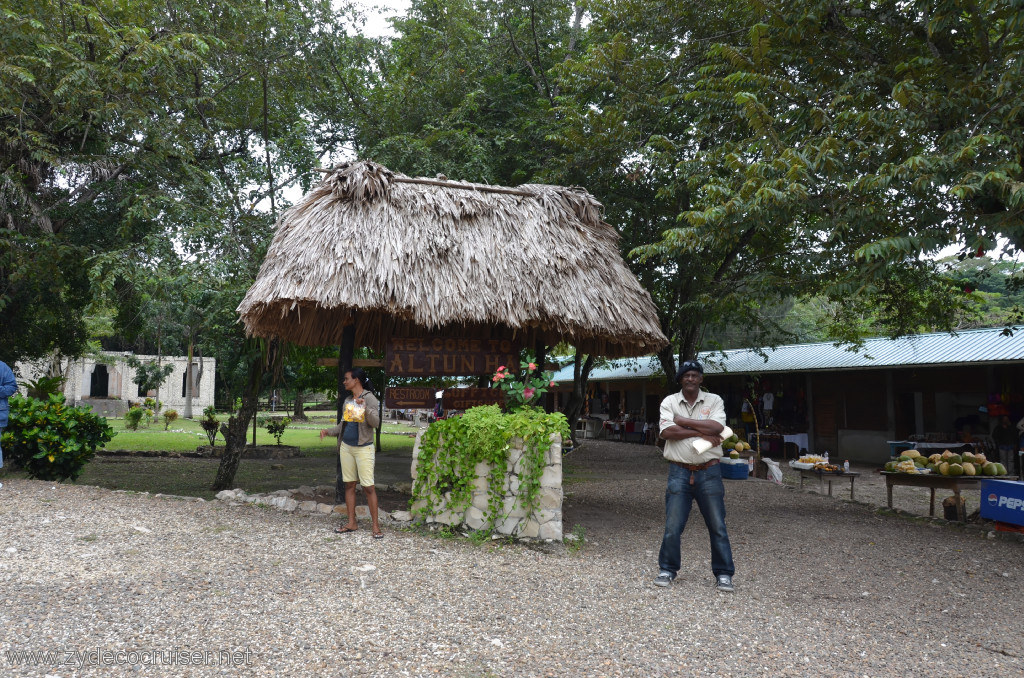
[15,413,420,500]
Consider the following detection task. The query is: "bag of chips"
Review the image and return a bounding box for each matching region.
[343,399,366,423]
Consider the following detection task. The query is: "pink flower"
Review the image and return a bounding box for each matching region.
[523,387,536,400]
[492,375,501,382]
[528,362,536,371]
[549,381,556,387]
[497,365,506,372]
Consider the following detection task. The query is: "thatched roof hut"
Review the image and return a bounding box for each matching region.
[237,160,667,358]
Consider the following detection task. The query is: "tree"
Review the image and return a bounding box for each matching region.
[548,0,818,377]
[655,0,1024,344]
[345,0,586,185]
[1,0,365,374]
[547,0,1015,376]
[124,356,175,406]
[211,338,281,492]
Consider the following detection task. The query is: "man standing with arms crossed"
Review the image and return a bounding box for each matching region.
[654,360,736,592]
[0,359,17,489]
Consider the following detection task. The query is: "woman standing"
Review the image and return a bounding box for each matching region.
[320,368,383,538]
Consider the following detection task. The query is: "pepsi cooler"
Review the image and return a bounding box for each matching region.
[979,480,1024,526]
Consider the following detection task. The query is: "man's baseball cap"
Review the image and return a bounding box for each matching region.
[675,360,704,381]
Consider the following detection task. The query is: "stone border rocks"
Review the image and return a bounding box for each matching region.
[213,484,411,525]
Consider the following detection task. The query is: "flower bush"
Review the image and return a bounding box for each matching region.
[2,394,113,481]
[259,415,291,445]
[492,353,556,410]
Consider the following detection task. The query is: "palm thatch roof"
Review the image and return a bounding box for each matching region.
[237,160,668,358]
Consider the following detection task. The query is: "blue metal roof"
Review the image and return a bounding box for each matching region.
[552,326,1024,382]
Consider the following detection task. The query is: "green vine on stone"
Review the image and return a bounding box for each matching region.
[411,405,570,530]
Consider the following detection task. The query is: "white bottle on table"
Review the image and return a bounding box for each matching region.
[823,450,829,463]
[843,460,850,472]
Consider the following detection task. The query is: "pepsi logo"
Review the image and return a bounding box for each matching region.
[987,493,998,506]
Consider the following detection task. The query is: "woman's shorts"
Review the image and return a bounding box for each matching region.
[340,441,375,486]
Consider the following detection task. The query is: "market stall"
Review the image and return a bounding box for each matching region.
[880,449,1015,521]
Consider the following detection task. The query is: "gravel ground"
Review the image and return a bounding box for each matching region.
[1,440,1022,677]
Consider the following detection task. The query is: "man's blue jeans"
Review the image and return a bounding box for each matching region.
[658,462,734,577]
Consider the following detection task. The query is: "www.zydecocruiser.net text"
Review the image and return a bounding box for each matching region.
[4,646,254,668]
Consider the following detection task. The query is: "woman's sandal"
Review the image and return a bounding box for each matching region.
[334,526,357,534]
[372,531,384,539]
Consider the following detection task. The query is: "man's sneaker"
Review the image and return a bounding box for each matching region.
[653,571,674,587]
[716,574,734,592]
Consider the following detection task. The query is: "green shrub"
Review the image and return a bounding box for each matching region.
[162,409,179,430]
[412,405,570,528]
[2,394,113,481]
[259,415,291,445]
[200,406,220,446]
[124,406,145,430]
[24,375,65,399]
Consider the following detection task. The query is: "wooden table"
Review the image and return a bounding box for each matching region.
[798,469,861,500]
[882,472,981,521]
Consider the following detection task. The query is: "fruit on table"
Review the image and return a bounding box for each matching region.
[962,462,976,476]
[928,453,942,464]
[904,449,922,459]
[730,451,740,459]
[947,463,964,476]
[885,461,898,472]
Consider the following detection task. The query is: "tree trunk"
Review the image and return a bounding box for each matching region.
[561,353,595,447]
[656,344,678,390]
[183,337,194,419]
[291,390,307,420]
[211,351,263,492]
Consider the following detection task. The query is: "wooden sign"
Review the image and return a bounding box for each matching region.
[442,388,504,410]
[386,337,518,377]
[384,387,436,409]
[317,358,385,368]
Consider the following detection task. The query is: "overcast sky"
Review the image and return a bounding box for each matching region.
[355,0,410,38]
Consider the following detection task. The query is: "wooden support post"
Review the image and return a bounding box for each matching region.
[336,322,356,504]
